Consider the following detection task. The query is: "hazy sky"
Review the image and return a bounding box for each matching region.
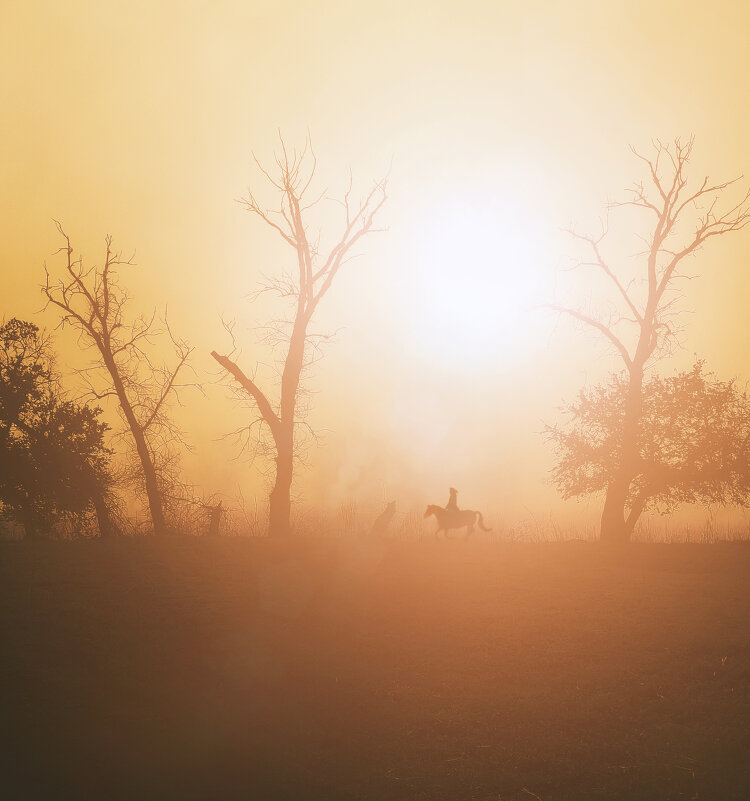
[3,1,750,528]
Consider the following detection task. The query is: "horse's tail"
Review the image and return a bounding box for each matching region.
[476,511,492,532]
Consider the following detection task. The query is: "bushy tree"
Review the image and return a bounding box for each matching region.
[551,139,750,541]
[546,362,750,539]
[0,318,113,538]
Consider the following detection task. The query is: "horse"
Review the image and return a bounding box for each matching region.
[423,504,491,540]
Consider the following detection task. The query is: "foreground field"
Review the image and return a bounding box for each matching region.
[1,538,749,800]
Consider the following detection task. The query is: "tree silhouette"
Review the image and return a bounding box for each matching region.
[0,319,113,538]
[551,138,750,542]
[547,362,750,538]
[43,225,195,536]
[212,138,387,537]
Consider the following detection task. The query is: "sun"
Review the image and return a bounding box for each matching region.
[399,197,549,372]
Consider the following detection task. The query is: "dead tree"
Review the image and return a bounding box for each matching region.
[212,138,387,537]
[43,224,195,536]
[551,137,750,543]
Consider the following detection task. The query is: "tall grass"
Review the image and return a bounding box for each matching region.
[4,493,749,542]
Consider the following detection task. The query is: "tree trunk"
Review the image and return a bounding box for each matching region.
[130,424,167,536]
[268,321,306,538]
[600,477,630,543]
[102,351,167,536]
[91,491,114,538]
[209,348,296,538]
[600,364,645,544]
[269,441,293,537]
[601,482,647,543]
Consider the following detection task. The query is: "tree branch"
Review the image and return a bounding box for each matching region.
[566,229,643,323]
[547,304,633,369]
[210,350,281,435]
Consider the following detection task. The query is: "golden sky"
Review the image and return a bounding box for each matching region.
[3,1,750,529]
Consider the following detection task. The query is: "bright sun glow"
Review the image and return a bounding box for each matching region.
[401,198,549,371]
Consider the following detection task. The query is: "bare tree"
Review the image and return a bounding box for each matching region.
[211,138,387,537]
[43,223,195,536]
[550,137,750,543]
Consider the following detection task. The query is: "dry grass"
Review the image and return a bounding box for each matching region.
[2,537,750,800]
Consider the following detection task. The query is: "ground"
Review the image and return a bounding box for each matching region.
[1,537,749,800]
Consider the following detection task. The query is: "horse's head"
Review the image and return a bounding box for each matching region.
[424,504,439,519]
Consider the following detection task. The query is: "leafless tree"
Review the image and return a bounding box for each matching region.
[43,223,196,536]
[550,137,750,543]
[211,137,387,537]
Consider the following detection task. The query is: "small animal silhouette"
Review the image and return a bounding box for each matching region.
[424,504,491,540]
[370,501,396,536]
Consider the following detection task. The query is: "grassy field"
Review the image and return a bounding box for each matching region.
[1,537,749,800]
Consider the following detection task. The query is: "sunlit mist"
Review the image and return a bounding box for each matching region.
[4,3,750,801]
[401,195,550,371]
